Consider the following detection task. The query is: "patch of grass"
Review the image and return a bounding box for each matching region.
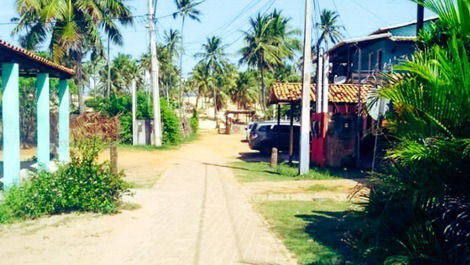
[120,202,141,211]
[307,185,340,193]
[231,161,363,182]
[257,200,363,265]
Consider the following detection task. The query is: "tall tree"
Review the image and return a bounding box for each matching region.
[163,29,181,61]
[173,0,202,111]
[316,9,344,50]
[231,71,258,109]
[240,10,299,109]
[106,54,141,95]
[14,0,133,113]
[195,36,228,125]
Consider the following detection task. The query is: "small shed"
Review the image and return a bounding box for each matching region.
[224,110,256,134]
[0,40,74,189]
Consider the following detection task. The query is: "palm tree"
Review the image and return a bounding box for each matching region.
[164,29,181,61]
[14,0,133,113]
[231,71,258,109]
[107,54,141,95]
[140,45,180,101]
[316,9,344,50]
[188,62,210,110]
[173,0,202,111]
[195,36,228,126]
[240,11,299,109]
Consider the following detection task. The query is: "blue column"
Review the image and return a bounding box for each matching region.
[2,63,20,189]
[58,79,70,163]
[36,73,50,170]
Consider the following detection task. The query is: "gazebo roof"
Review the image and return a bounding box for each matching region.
[225,110,256,115]
[0,40,74,78]
[268,82,373,105]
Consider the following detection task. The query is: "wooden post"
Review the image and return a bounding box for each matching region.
[289,102,294,163]
[356,47,363,168]
[2,63,20,189]
[270,147,278,168]
[110,142,118,175]
[277,104,281,125]
[36,73,50,170]
[58,79,70,163]
[417,3,425,35]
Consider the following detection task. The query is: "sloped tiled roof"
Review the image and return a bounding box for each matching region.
[268,83,373,105]
[0,39,75,77]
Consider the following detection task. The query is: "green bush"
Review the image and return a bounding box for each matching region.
[86,94,184,146]
[0,133,130,223]
[160,99,182,145]
[190,110,199,134]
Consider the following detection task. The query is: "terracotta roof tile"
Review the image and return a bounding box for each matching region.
[0,39,75,76]
[268,82,373,105]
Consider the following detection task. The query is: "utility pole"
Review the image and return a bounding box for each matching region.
[148,0,163,146]
[417,2,425,35]
[131,80,137,145]
[299,0,313,175]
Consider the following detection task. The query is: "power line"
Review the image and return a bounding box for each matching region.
[204,0,265,37]
[350,0,389,24]
[332,0,351,38]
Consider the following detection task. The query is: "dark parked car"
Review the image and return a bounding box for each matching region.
[248,122,300,155]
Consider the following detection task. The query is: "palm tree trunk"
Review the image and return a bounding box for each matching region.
[75,53,85,113]
[179,18,186,117]
[259,66,266,110]
[213,85,218,129]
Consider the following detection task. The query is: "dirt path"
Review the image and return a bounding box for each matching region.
[0,131,295,265]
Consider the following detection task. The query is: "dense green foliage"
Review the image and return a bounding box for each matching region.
[189,110,199,134]
[0,133,130,223]
[356,1,470,264]
[240,10,300,108]
[86,94,185,145]
[160,99,182,145]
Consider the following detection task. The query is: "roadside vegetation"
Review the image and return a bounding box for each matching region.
[232,160,363,182]
[354,1,470,264]
[0,114,130,223]
[233,159,365,265]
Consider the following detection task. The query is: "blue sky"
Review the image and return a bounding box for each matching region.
[0,0,432,76]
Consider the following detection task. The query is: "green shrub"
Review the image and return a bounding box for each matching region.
[189,110,199,134]
[0,130,130,223]
[86,94,184,146]
[160,99,182,145]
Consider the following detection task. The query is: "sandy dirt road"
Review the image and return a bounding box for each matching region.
[0,131,296,265]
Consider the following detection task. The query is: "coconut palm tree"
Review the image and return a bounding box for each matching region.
[14,0,133,113]
[231,71,258,109]
[195,36,228,126]
[164,29,181,61]
[240,11,299,109]
[173,0,202,110]
[316,9,344,50]
[107,54,141,95]
[188,62,210,110]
